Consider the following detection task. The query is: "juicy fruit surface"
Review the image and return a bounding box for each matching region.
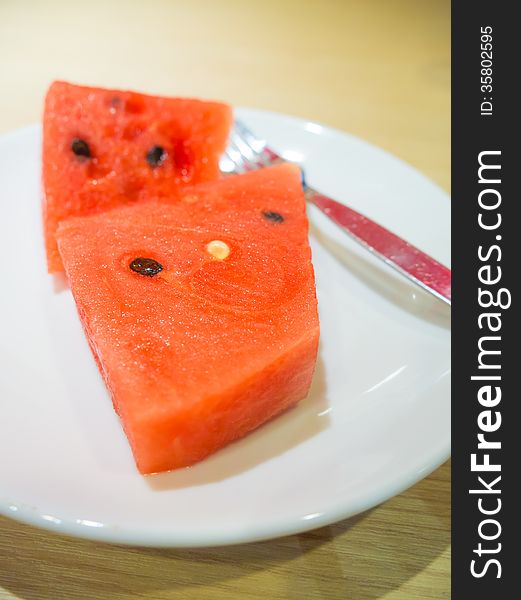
[57,164,320,474]
[43,81,232,272]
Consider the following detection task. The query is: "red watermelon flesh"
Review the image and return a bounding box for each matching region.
[43,81,232,272]
[56,164,319,474]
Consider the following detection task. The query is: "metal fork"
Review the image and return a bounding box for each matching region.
[221,121,451,306]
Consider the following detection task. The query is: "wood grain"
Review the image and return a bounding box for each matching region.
[0,0,450,598]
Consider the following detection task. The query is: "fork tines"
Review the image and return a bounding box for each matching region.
[221,120,281,174]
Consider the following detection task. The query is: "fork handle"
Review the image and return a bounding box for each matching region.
[307,190,451,305]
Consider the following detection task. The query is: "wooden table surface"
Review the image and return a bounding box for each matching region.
[0,1,450,598]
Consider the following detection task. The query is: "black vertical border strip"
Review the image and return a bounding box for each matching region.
[452,1,514,596]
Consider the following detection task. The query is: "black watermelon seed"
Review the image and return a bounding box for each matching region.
[129,257,164,277]
[146,145,166,168]
[262,211,284,223]
[71,138,91,159]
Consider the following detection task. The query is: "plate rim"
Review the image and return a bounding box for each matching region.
[3,446,449,547]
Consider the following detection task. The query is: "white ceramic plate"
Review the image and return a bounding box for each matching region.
[0,109,450,547]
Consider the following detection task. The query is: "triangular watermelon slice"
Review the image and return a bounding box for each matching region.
[42,81,232,272]
[56,164,319,474]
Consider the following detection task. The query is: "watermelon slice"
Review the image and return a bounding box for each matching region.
[56,164,319,474]
[42,81,232,272]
